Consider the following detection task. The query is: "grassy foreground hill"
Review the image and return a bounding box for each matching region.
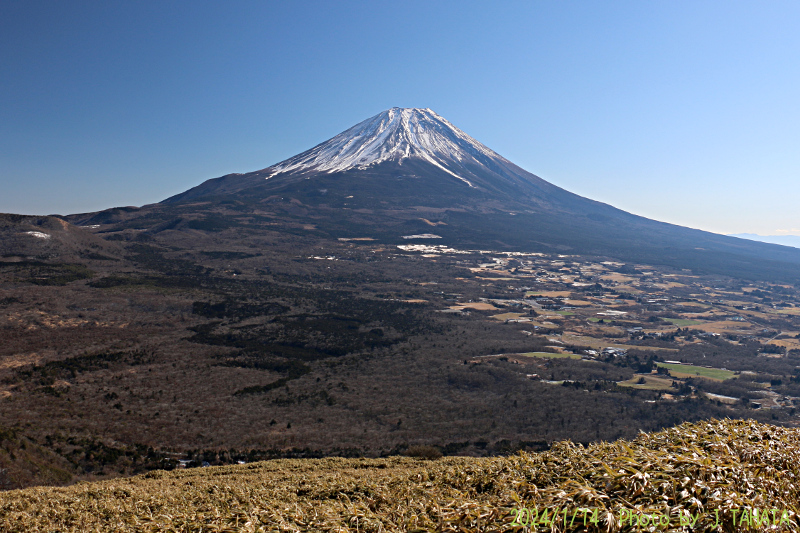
[1,418,798,532]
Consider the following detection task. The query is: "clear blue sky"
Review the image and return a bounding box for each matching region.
[2,1,799,236]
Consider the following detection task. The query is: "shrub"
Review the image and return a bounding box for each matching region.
[404,445,442,460]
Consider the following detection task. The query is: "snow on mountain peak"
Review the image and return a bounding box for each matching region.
[266,108,510,187]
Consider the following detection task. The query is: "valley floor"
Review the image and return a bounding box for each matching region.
[3,216,800,490]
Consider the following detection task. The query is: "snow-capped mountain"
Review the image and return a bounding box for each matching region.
[165,107,584,207]
[268,107,505,188]
[82,107,800,282]
[262,107,575,200]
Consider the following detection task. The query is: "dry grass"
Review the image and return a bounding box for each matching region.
[449,303,499,311]
[518,352,582,360]
[689,320,757,335]
[562,299,593,306]
[617,375,676,390]
[491,312,526,320]
[1,419,799,532]
[770,338,800,351]
[600,274,637,283]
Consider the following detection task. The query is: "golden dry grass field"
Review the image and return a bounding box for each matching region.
[599,274,637,284]
[1,419,799,532]
[449,302,499,311]
[491,312,526,320]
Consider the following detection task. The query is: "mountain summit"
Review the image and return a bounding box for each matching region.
[268,107,503,188]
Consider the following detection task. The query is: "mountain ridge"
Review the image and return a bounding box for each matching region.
[59,107,800,283]
[730,233,800,249]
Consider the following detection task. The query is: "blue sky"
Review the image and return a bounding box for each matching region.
[1,1,799,236]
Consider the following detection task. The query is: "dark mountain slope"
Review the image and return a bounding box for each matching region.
[0,214,122,262]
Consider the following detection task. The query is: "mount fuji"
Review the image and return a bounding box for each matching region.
[69,108,800,282]
[164,107,601,212]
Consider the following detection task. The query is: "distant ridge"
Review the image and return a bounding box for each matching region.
[729,233,800,249]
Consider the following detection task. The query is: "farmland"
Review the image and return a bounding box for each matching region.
[664,318,704,327]
[618,374,676,390]
[518,352,582,360]
[656,363,737,381]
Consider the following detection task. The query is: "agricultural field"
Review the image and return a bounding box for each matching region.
[656,363,737,381]
[518,352,582,360]
[618,374,676,390]
[491,312,526,320]
[663,318,704,327]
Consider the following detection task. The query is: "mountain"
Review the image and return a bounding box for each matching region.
[730,233,800,249]
[0,214,122,262]
[163,107,597,211]
[68,107,800,282]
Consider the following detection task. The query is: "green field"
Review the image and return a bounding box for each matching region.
[656,362,735,381]
[665,318,704,326]
[518,352,582,360]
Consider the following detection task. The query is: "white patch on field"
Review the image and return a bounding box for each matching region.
[401,234,442,240]
[24,231,51,240]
